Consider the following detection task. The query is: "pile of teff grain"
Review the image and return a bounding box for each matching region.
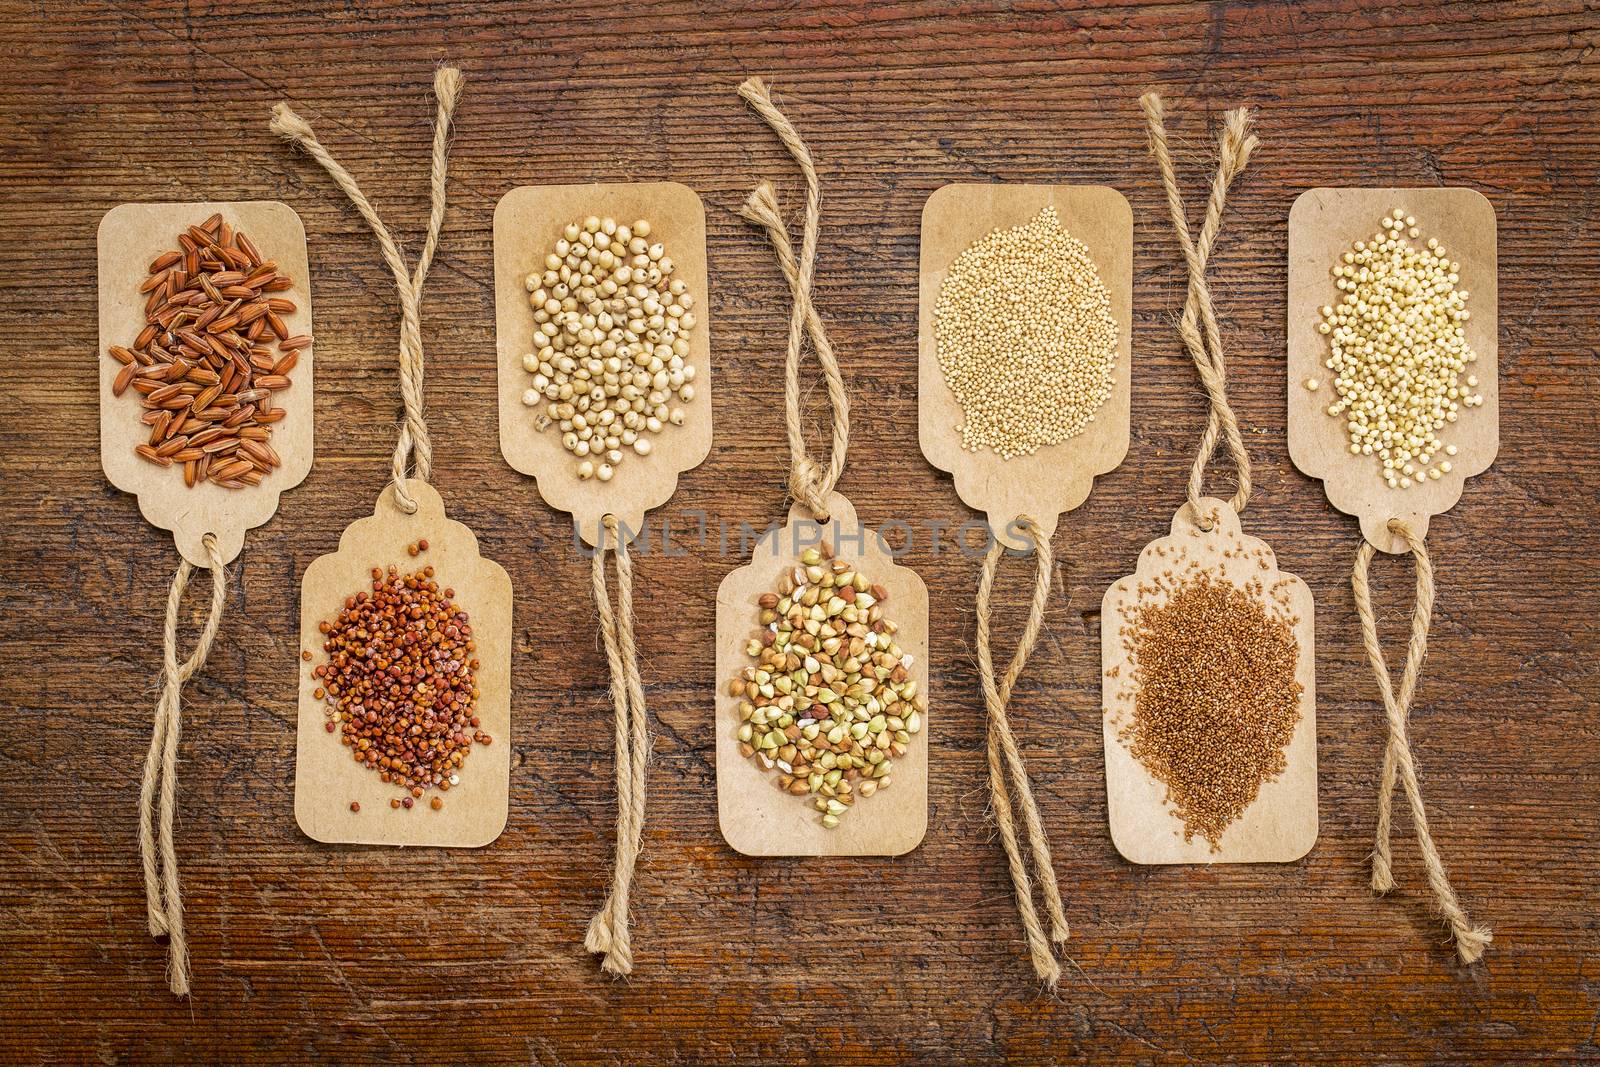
[108,213,308,488]
[310,546,489,813]
[1119,571,1303,848]
[730,543,923,829]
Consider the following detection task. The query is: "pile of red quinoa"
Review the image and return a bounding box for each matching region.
[312,551,489,812]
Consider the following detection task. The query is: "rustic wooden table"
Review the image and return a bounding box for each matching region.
[3,2,1596,1062]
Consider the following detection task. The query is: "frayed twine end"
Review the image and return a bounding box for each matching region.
[268,102,314,144]
[434,66,464,112]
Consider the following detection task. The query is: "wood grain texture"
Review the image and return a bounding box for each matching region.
[0,1,1595,1061]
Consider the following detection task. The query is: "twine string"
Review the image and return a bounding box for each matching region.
[975,517,1069,988]
[137,533,226,997]
[1352,520,1492,964]
[1140,91,1257,523]
[270,66,463,513]
[585,516,651,976]
[738,77,850,521]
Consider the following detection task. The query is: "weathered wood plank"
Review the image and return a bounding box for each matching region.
[0,1,1595,1061]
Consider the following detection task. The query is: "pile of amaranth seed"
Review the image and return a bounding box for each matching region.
[933,205,1118,459]
[1112,545,1304,849]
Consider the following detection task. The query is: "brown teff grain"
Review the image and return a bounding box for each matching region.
[107,212,304,487]
[1122,572,1303,849]
[311,557,489,809]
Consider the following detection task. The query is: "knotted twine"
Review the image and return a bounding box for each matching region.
[270,66,463,514]
[138,532,226,996]
[1140,92,1257,523]
[738,77,851,521]
[585,516,651,975]
[1143,93,1489,962]
[1353,523,1492,963]
[975,517,1069,988]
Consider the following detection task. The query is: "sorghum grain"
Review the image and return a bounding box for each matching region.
[520,215,697,478]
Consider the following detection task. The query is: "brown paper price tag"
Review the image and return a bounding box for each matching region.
[100,199,316,997]
[918,181,1132,985]
[716,78,935,864]
[493,180,715,974]
[98,201,314,565]
[275,69,515,852]
[1288,187,1498,552]
[494,182,714,546]
[1096,95,1320,876]
[294,480,512,847]
[1289,188,1498,961]
[918,184,1131,538]
[1101,498,1317,864]
[715,493,930,857]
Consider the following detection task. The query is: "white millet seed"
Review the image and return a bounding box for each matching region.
[1318,209,1482,489]
[934,206,1118,459]
[522,215,697,479]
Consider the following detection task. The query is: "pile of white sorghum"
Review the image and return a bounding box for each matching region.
[1309,208,1482,489]
[520,215,698,482]
[730,543,923,829]
[934,205,1118,459]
